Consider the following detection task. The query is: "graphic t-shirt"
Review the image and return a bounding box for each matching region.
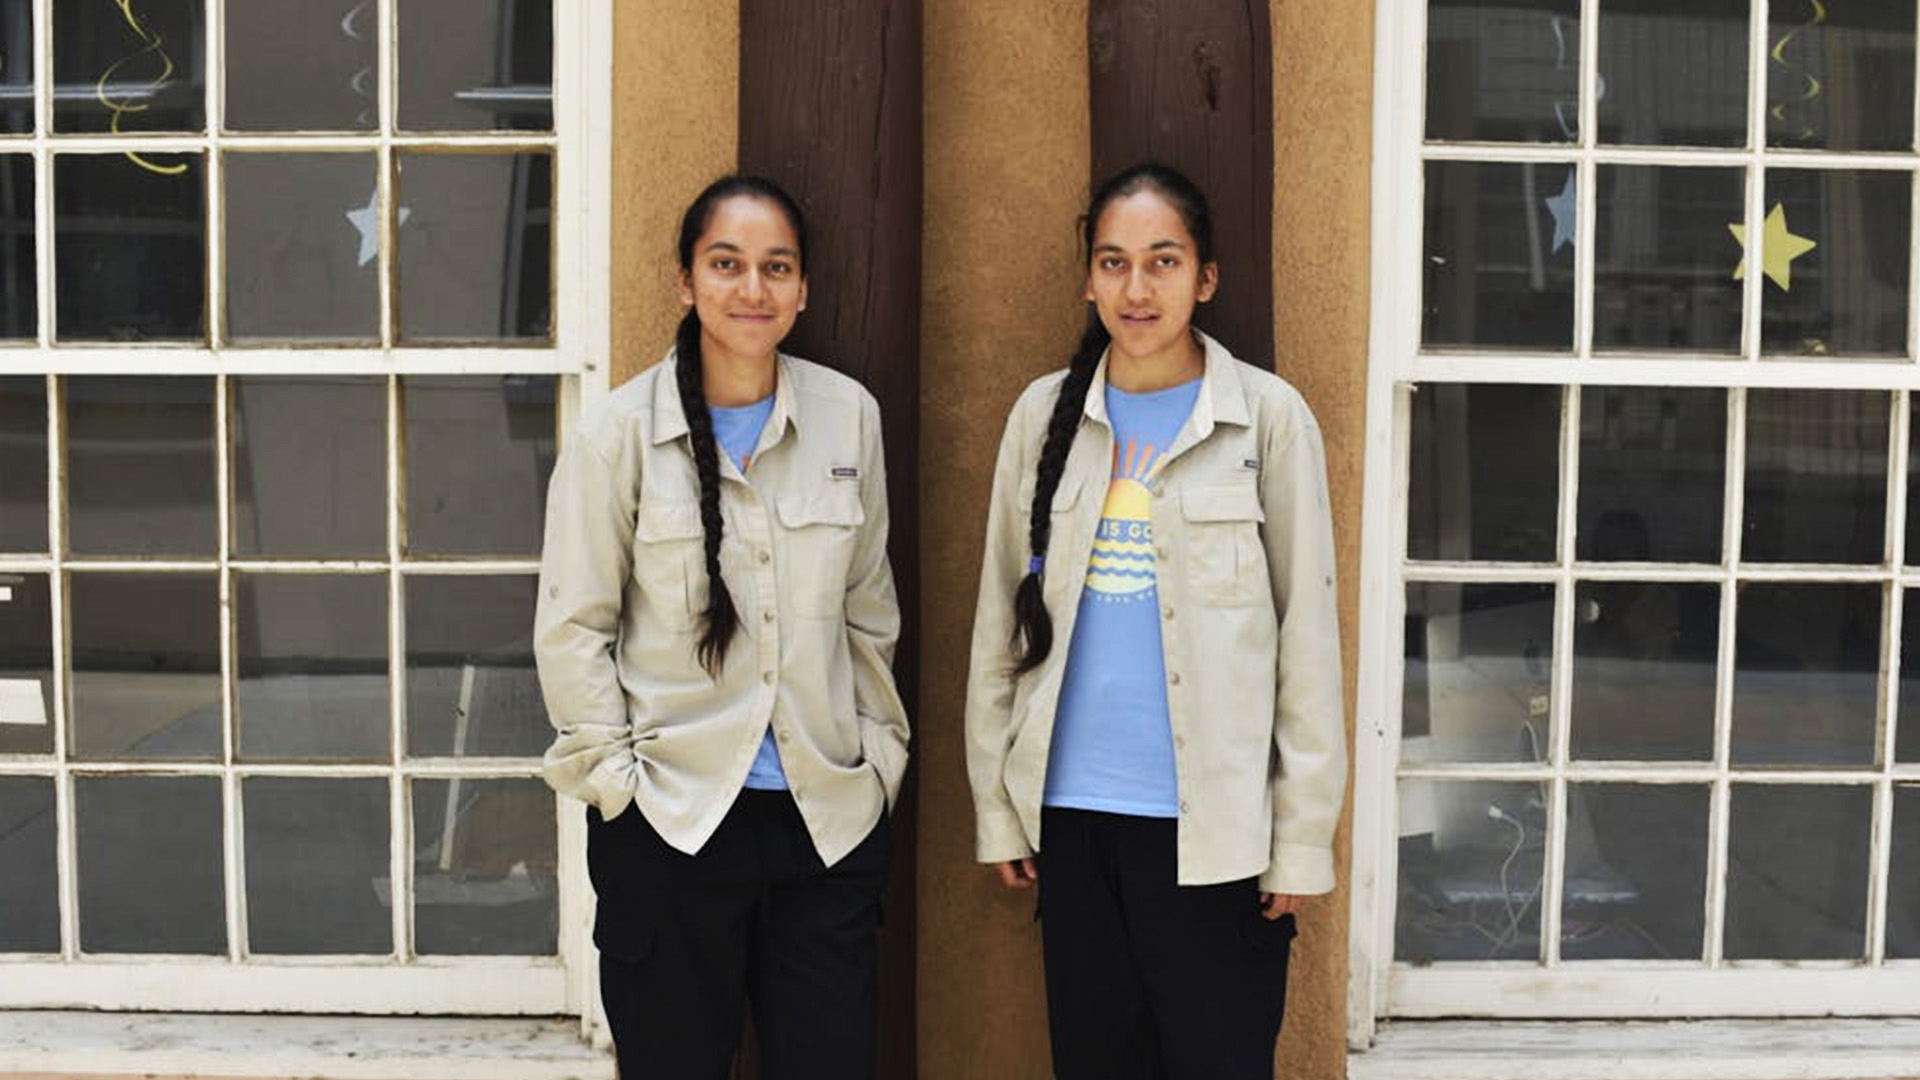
[711,396,790,791]
[1042,378,1201,818]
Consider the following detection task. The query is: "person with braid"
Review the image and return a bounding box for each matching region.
[964,163,1345,1080]
[535,175,906,1079]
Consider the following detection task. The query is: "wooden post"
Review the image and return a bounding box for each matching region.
[738,1,923,1075]
[1089,0,1275,367]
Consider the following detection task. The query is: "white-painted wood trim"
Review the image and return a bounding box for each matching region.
[0,1011,611,1080]
[1387,966,1920,1018]
[0,959,567,1012]
[7,348,585,374]
[1352,1018,1920,1080]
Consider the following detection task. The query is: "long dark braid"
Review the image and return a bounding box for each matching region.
[671,175,809,677]
[1009,162,1216,674]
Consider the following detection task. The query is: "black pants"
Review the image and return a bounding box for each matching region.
[587,790,891,1080]
[1038,806,1296,1080]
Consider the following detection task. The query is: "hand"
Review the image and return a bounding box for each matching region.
[995,858,1039,890]
[1259,892,1303,920]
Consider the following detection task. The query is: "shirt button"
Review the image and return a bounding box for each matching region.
[762,670,775,685]
[762,609,775,623]
[777,728,791,743]
[1162,606,1174,620]
[1179,801,1190,815]
[1174,734,1186,749]
[1155,546,1168,560]
[758,550,771,564]
[1168,672,1182,686]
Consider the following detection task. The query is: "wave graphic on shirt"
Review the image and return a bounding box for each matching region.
[1085,440,1166,601]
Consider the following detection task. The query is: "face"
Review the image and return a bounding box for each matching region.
[677,195,808,366]
[1084,190,1218,368]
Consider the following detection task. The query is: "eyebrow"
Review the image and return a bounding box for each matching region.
[701,240,801,259]
[1092,239,1189,253]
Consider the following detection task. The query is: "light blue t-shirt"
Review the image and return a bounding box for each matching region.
[710,396,790,791]
[1043,378,1201,818]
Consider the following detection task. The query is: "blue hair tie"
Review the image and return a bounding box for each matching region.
[1028,555,1045,575]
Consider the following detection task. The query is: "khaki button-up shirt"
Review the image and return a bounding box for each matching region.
[535,352,907,867]
[965,333,1346,894]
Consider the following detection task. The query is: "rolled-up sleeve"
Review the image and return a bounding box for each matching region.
[1258,407,1347,895]
[534,424,642,820]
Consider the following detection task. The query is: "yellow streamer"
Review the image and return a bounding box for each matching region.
[96,0,187,176]
[1767,0,1829,141]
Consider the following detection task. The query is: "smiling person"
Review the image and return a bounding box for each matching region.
[535,175,907,1079]
[965,163,1346,1080]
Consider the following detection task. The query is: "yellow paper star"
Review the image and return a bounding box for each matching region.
[1728,203,1817,291]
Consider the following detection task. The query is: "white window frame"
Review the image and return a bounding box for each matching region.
[1351,0,1920,1043]
[0,0,613,1020]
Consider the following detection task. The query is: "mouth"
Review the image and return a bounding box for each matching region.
[1118,312,1160,326]
[730,313,777,323]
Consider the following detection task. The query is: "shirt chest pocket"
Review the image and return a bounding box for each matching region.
[632,502,704,632]
[775,489,867,619]
[1179,483,1268,608]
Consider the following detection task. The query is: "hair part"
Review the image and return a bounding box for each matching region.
[672,175,808,677]
[1008,162,1214,674]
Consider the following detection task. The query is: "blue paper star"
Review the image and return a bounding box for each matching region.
[1544,167,1577,254]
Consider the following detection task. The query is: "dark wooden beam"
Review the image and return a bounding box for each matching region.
[1090,0,1275,367]
[738,1,922,1075]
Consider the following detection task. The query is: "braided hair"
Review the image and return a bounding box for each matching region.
[672,175,809,677]
[1009,163,1216,674]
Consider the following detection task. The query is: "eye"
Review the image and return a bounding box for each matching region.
[1154,254,1180,269]
[1098,256,1126,272]
[711,257,737,272]
[765,260,794,277]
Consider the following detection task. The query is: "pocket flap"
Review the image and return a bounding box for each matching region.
[1180,483,1266,524]
[633,502,703,542]
[776,490,866,529]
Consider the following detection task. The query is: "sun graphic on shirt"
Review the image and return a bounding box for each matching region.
[1085,441,1164,600]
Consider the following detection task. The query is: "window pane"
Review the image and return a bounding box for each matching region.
[1425,0,1580,143]
[69,572,220,762]
[1759,170,1911,358]
[1408,383,1559,562]
[0,572,53,755]
[76,774,225,954]
[52,0,205,134]
[0,775,57,952]
[67,377,217,557]
[1732,582,1880,769]
[1742,389,1888,565]
[1404,582,1554,765]
[396,152,552,342]
[224,0,378,132]
[231,377,386,558]
[403,376,555,557]
[1597,1,1748,147]
[224,154,379,343]
[1887,785,1920,958]
[1561,783,1706,961]
[1578,387,1725,564]
[1570,581,1718,762]
[0,155,36,338]
[1423,161,1575,350]
[406,575,546,759]
[0,0,32,134]
[244,777,391,955]
[1395,779,1545,962]
[1593,166,1743,353]
[411,777,557,956]
[1901,592,1920,764]
[398,0,552,132]
[0,376,46,552]
[54,154,207,342]
[236,574,389,763]
[1766,4,1914,153]
[1725,784,1870,960]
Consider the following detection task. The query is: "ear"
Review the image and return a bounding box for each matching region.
[1196,261,1220,304]
[676,269,694,308]
[798,276,809,313]
[1084,274,1096,303]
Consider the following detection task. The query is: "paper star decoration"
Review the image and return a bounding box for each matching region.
[346,188,412,268]
[1544,167,1577,254]
[1728,203,1817,291]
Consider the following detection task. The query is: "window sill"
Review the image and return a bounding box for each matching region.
[0,1011,615,1080]
[1351,1019,1920,1080]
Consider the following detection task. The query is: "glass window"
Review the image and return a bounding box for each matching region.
[398,0,554,133]
[76,774,225,954]
[411,776,558,955]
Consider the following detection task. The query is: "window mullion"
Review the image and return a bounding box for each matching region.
[1541,386,1583,966]
[377,0,397,350]
[48,373,75,961]
[1870,392,1911,965]
[1739,0,1770,365]
[1706,387,1749,967]
[386,373,408,961]
[216,374,244,962]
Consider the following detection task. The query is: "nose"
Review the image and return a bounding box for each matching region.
[741,268,768,301]
[1123,266,1151,303]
